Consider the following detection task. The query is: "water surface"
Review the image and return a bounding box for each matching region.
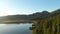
[0,23,32,34]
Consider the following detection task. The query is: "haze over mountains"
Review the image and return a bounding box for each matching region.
[0,11,50,22]
[0,8,60,23]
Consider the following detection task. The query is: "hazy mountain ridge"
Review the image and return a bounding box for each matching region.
[0,9,60,23]
[0,11,50,22]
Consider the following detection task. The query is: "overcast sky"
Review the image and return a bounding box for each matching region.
[0,0,60,16]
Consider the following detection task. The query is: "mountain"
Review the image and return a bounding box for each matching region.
[32,11,50,20]
[0,11,50,23]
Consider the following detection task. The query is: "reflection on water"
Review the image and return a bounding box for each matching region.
[0,23,32,34]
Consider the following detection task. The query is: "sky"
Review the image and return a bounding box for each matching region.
[0,0,60,16]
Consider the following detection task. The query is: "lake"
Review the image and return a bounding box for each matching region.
[0,23,32,34]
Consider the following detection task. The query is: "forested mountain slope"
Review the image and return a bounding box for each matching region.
[31,8,60,34]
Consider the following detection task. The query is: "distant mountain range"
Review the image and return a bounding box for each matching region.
[1,9,60,23]
[0,10,50,22]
